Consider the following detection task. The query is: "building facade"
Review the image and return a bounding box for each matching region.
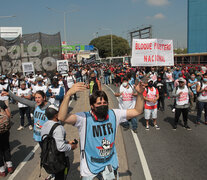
[188,0,207,53]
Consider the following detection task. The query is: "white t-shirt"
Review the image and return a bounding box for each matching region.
[66,76,75,88]
[119,85,136,109]
[165,71,173,82]
[74,109,127,177]
[0,84,9,101]
[12,79,19,93]
[17,88,32,108]
[48,85,63,107]
[176,86,189,106]
[32,85,47,94]
[197,82,207,102]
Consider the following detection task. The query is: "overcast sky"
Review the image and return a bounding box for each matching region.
[0,0,187,48]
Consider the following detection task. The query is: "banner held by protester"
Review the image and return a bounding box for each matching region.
[131,39,174,67]
[57,60,69,75]
[22,62,35,76]
[82,55,96,64]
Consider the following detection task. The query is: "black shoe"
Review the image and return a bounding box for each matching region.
[184,125,192,131]
[132,129,138,133]
[172,125,177,130]
[122,127,129,131]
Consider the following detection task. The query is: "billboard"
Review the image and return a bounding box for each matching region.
[62,44,94,52]
[188,0,207,53]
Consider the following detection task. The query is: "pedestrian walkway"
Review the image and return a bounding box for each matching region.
[28,86,131,180]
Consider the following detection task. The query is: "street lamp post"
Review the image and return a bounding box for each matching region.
[99,28,113,58]
[47,7,78,43]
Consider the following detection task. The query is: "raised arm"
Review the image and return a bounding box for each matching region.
[126,81,145,120]
[2,91,36,108]
[58,82,87,125]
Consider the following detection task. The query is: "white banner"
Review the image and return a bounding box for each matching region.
[57,60,69,74]
[131,39,174,66]
[22,62,35,76]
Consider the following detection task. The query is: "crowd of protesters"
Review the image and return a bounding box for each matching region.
[0,62,207,178]
[0,64,207,129]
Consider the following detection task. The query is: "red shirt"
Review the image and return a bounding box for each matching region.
[143,87,159,109]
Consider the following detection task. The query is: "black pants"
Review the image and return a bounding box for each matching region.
[174,108,188,126]
[19,107,32,126]
[55,157,70,180]
[0,131,11,167]
[158,96,165,110]
[55,169,65,180]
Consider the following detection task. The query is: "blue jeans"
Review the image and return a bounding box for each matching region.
[104,76,109,85]
[76,77,82,82]
[197,101,207,123]
[166,82,174,97]
[120,118,137,130]
[82,76,87,83]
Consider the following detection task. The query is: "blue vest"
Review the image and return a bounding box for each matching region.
[84,110,118,174]
[188,79,197,94]
[33,106,48,142]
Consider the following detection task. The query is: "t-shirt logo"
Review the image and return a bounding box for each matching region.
[96,138,114,157]
[35,120,42,129]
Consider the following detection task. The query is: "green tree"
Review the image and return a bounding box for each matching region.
[89,35,130,58]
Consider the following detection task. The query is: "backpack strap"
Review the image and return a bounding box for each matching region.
[49,123,60,136]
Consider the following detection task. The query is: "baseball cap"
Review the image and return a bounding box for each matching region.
[178,77,185,82]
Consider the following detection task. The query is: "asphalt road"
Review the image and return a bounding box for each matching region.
[4,84,207,180]
[107,84,207,180]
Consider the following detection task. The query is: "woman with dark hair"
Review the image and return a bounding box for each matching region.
[2,90,51,145]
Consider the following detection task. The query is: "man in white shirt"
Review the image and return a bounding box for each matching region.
[32,77,47,96]
[66,71,77,100]
[27,74,36,89]
[46,78,64,107]
[164,67,174,99]
[58,82,145,179]
[17,81,33,130]
[115,77,138,133]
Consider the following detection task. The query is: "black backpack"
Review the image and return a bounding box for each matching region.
[40,123,66,174]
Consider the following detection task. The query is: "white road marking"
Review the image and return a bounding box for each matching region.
[8,144,39,180]
[105,84,153,180]
[8,100,73,180]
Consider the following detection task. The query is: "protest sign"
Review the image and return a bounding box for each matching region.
[82,55,96,64]
[131,39,174,66]
[57,60,69,74]
[22,62,35,76]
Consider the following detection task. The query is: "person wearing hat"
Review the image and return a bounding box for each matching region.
[115,77,138,133]
[41,105,78,180]
[143,79,160,130]
[16,81,33,131]
[172,77,193,130]
[32,77,47,96]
